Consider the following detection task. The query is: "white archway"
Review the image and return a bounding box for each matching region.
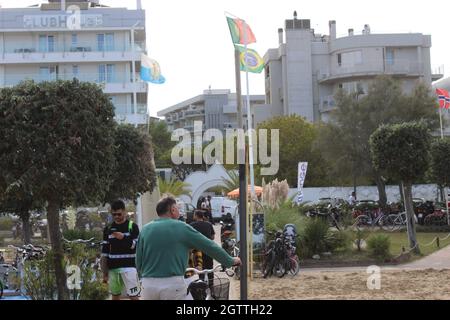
[179,164,232,206]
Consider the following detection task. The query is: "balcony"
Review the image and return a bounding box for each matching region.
[184,109,205,118]
[114,104,147,116]
[0,73,147,94]
[114,113,148,126]
[318,59,424,84]
[0,41,145,64]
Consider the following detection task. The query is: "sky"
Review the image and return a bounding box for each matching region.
[1,0,450,117]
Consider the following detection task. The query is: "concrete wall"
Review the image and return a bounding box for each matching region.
[289,184,441,204]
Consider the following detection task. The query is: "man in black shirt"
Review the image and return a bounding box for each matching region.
[101,200,140,300]
[190,210,215,282]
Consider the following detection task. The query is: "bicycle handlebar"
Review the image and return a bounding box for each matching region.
[186,264,234,275]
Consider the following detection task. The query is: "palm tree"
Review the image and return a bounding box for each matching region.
[158,177,191,197]
[222,170,240,194]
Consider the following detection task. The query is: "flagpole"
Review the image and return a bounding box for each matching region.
[243,20,256,200]
[439,106,444,139]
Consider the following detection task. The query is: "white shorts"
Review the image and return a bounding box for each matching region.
[141,276,193,300]
[109,268,141,297]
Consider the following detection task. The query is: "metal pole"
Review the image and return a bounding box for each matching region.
[439,106,444,139]
[239,162,247,300]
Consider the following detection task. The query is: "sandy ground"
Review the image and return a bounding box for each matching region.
[229,269,450,300]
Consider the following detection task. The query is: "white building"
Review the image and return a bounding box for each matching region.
[265,14,443,123]
[0,0,148,127]
[157,89,270,133]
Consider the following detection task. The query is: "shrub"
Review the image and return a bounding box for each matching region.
[63,229,102,241]
[23,251,57,300]
[354,229,370,251]
[265,204,306,237]
[299,218,330,258]
[79,281,110,300]
[367,234,391,262]
[0,216,14,231]
[325,230,353,253]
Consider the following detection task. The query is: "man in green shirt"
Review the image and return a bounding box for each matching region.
[136,196,241,300]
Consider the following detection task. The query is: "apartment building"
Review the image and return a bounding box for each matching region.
[0,0,148,126]
[264,13,443,123]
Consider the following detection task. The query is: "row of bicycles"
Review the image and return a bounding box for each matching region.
[0,238,102,299]
[0,244,48,299]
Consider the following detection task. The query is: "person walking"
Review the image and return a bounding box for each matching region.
[190,210,215,283]
[136,196,240,300]
[101,200,140,300]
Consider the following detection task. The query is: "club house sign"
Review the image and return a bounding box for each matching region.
[23,14,103,29]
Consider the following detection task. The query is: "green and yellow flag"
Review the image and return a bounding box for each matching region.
[235,45,264,74]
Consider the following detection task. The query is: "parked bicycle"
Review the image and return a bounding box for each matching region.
[221,235,241,280]
[185,265,234,300]
[261,231,300,278]
[353,208,393,231]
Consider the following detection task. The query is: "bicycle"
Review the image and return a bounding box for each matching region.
[221,236,241,280]
[0,264,18,299]
[261,231,299,278]
[353,209,393,231]
[185,265,234,300]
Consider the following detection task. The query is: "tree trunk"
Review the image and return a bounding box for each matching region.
[47,199,68,300]
[21,211,32,245]
[399,183,404,204]
[403,182,420,254]
[374,172,387,209]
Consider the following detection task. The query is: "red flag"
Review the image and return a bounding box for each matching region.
[436,88,450,109]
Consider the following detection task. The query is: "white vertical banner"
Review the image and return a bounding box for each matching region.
[297,162,308,204]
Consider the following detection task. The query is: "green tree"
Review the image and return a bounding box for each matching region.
[0,80,116,299]
[105,125,157,203]
[429,138,450,225]
[257,115,330,187]
[221,170,240,193]
[158,177,191,197]
[370,122,432,254]
[316,76,439,206]
[148,120,175,168]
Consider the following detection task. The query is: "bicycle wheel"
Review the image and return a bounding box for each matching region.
[288,256,300,276]
[261,251,275,279]
[354,215,370,231]
[274,259,287,278]
[380,215,395,231]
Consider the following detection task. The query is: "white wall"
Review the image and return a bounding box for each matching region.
[289,184,441,204]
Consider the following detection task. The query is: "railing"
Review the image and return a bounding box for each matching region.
[319,59,424,81]
[184,109,205,117]
[114,104,147,115]
[3,41,145,54]
[1,72,144,87]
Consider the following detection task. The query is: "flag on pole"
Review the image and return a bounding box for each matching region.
[140,54,165,84]
[296,162,308,204]
[226,16,256,45]
[235,45,264,74]
[436,88,450,109]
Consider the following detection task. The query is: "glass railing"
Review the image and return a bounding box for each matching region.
[113,104,147,115]
[3,41,145,54]
[2,72,144,86]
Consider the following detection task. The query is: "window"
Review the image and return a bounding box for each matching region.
[337,53,342,66]
[39,66,57,81]
[97,33,114,51]
[39,35,55,52]
[386,48,394,65]
[71,34,78,47]
[99,64,115,83]
[72,65,79,77]
[340,51,363,67]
